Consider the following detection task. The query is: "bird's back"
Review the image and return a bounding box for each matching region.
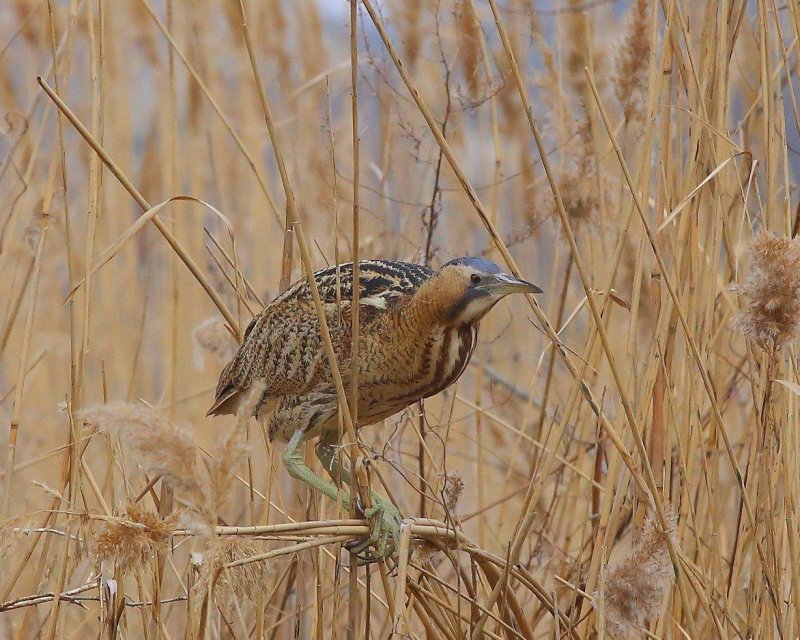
[208,260,433,416]
[275,260,433,308]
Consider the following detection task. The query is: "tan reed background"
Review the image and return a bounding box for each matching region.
[1,0,799,638]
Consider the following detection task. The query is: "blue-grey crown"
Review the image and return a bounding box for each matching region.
[442,256,503,274]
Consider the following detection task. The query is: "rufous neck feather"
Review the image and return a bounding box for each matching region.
[407,270,469,327]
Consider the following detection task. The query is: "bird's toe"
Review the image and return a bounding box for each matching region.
[345,498,402,564]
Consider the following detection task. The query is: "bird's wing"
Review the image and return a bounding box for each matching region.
[277,260,433,307]
[208,261,434,417]
[207,367,243,416]
[208,302,328,415]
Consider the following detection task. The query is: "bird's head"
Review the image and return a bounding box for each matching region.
[427,256,542,326]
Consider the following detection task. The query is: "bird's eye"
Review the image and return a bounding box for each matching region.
[470,274,482,285]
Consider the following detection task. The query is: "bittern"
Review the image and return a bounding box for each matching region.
[209,257,541,560]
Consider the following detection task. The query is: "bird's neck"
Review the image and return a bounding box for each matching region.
[405,275,466,329]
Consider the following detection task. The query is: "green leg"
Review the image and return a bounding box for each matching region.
[314,432,353,485]
[311,432,403,563]
[283,429,352,511]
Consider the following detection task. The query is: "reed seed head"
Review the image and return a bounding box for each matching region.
[596,511,676,639]
[195,536,270,612]
[93,503,177,574]
[442,472,464,512]
[0,518,24,564]
[734,232,800,350]
[192,316,239,369]
[81,402,213,520]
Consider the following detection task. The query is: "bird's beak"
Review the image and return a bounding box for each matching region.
[490,272,543,295]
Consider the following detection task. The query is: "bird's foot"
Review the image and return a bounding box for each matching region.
[346,497,402,565]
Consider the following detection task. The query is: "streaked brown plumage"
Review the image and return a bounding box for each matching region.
[210,258,539,437]
[208,256,540,560]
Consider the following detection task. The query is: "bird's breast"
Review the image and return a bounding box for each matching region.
[423,323,478,397]
[345,311,480,427]
[368,323,477,407]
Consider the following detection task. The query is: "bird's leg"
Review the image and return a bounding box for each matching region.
[315,432,402,564]
[283,429,352,511]
[316,432,396,512]
[315,432,353,485]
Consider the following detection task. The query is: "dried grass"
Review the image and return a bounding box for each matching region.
[194,536,271,613]
[0,518,24,564]
[81,402,212,508]
[93,503,177,575]
[1,1,798,637]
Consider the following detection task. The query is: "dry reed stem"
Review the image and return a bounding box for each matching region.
[583,66,784,623]
[1,2,797,637]
[137,0,282,229]
[36,77,241,339]
[470,6,694,634]
[347,2,363,630]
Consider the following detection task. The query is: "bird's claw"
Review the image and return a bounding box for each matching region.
[346,498,402,565]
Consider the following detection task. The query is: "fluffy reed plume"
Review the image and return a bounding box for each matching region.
[0,518,24,563]
[80,402,212,517]
[455,1,482,101]
[195,536,270,612]
[559,172,599,224]
[206,382,263,512]
[596,511,676,639]
[12,0,49,47]
[614,0,651,123]
[563,2,607,96]
[31,479,63,501]
[93,503,177,574]
[556,118,601,225]
[441,471,464,512]
[192,316,239,369]
[73,511,95,562]
[733,233,800,349]
[564,4,590,95]
[400,2,423,68]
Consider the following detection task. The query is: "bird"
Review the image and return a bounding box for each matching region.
[208,256,541,560]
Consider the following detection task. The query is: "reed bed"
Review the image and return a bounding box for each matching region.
[1,0,799,638]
